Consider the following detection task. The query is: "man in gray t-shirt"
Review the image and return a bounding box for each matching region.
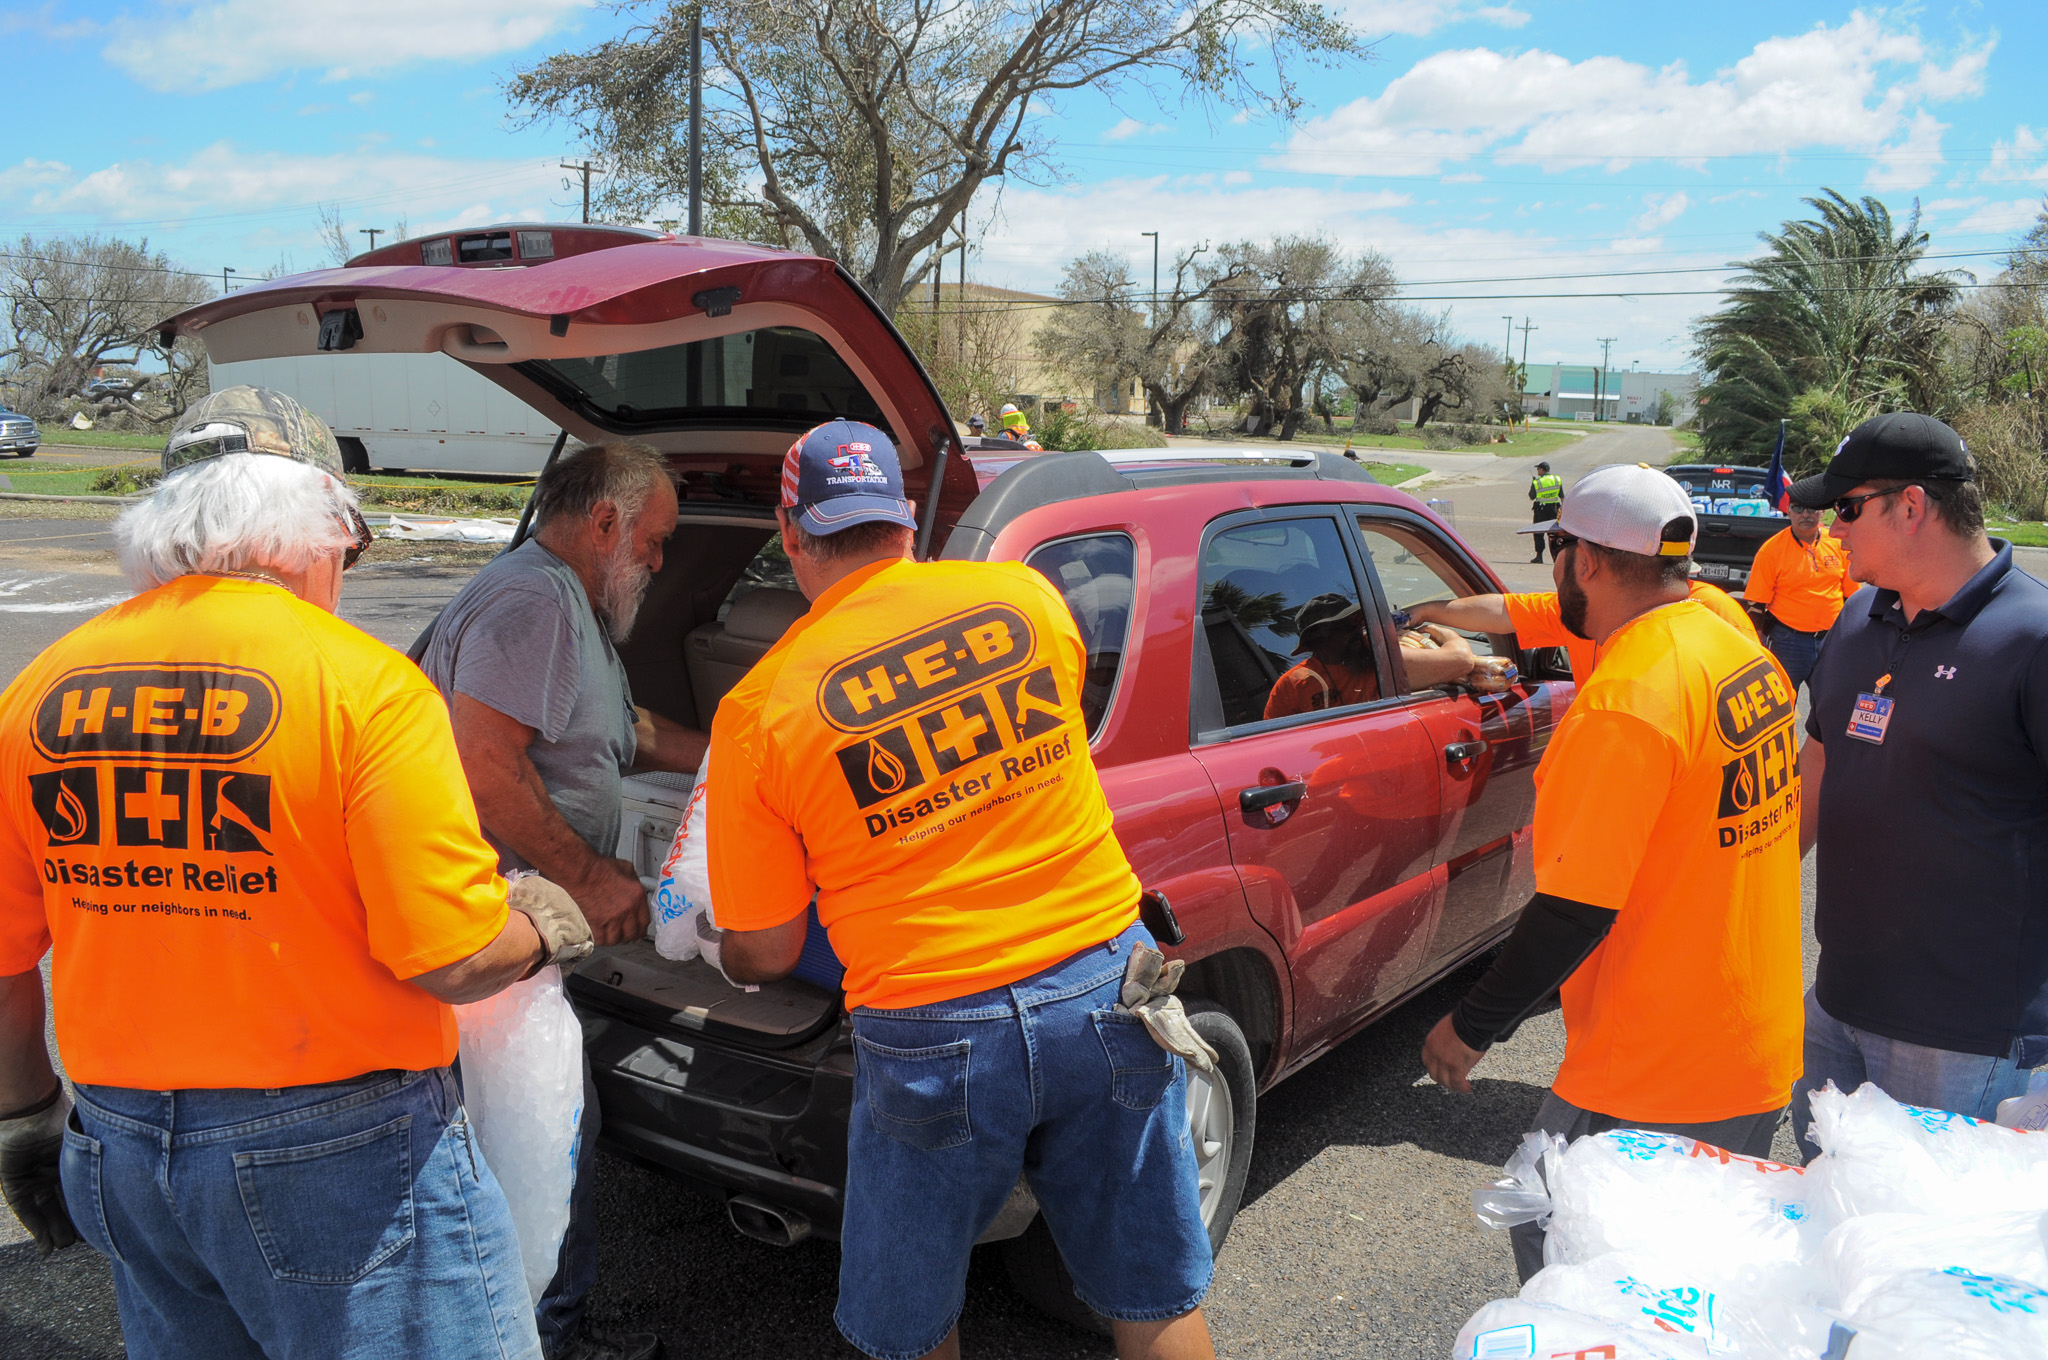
[414,441,703,1360]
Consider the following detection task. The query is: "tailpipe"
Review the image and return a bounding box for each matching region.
[727,1195,812,1247]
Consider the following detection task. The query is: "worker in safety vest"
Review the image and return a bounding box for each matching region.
[1421,464,1802,1283]
[705,419,1218,1360]
[0,388,590,1358]
[1528,461,1565,562]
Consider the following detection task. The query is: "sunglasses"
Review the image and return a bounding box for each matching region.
[1833,484,1941,523]
[1547,530,1579,554]
[340,506,373,570]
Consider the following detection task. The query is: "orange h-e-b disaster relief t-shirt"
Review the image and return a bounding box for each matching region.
[0,576,510,1089]
[1530,598,1804,1123]
[1504,581,1757,682]
[706,558,1141,1011]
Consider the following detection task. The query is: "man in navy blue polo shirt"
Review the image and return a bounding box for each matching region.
[1789,412,2048,1160]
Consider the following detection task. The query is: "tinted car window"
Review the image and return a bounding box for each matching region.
[1026,534,1134,737]
[522,326,888,431]
[1355,518,1519,689]
[1197,518,1376,730]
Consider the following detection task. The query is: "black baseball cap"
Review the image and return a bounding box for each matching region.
[1788,412,1974,508]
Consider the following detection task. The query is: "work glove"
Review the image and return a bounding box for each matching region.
[1117,944,1219,1075]
[0,1086,80,1257]
[508,875,595,970]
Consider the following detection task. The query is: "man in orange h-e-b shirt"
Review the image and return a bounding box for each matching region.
[705,421,1216,1360]
[0,389,592,1359]
[1418,463,1804,1283]
[1742,502,1851,692]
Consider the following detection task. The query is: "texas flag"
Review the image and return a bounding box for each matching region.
[1764,420,1789,513]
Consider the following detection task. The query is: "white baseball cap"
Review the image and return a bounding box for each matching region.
[1516,462,1697,558]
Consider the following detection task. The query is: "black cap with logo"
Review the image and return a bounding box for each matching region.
[1788,412,1974,508]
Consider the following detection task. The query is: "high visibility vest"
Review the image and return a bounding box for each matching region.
[1532,474,1564,504]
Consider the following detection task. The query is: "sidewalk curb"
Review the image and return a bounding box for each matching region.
[0,491,143,504]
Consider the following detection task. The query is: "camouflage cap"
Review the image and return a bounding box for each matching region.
[163,385,344,477]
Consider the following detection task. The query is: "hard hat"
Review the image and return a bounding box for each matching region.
[163,386,344,477]
[999,403,1020,416]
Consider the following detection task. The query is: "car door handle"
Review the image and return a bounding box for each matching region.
[1238,780,1307,828]
[1444,739,1489,769]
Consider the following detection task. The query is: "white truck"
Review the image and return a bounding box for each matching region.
[210,352,558,474]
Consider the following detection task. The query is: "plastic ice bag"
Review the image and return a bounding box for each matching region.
[1822,1210,2048,1313]
[650,754,712,963]
[1540,1130,1820,1282]
[1522,1252,1850,1356]
[1474,1131,1565,1230]
[454,965,584,1305]
[1845,1267,2048,1359]
[1453,1297,1708,1359]
[1806,1082,2048,1223]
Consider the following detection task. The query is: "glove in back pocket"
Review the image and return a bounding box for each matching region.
[234,1115,415,1284]
[1092,1009,1176,1111]
[854,1035,972,1152]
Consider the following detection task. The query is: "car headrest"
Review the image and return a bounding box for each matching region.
[724,588,810,643]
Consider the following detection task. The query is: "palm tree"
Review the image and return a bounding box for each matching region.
[1694,190,1964,469]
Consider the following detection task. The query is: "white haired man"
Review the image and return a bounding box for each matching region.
[0,387,591,1358]
[416,440,705,1360]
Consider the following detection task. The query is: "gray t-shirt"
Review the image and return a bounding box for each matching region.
[416,540,638,872]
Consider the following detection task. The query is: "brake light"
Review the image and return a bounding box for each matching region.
[1712,467,1735,474]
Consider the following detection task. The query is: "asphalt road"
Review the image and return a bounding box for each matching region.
[0,431,1847,1357]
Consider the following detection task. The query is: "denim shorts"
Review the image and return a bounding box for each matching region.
[834,923,1214,1359]
[64,1068,541,1360]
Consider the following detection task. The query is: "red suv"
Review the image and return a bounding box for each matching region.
[163,225,1573,1324]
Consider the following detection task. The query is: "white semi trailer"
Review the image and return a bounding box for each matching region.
[209,352,559,474]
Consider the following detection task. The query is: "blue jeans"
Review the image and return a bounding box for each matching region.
[63,1068,542,1360]
[535,1059,602,1356]
[1790,988,2036,1161]
[835,923,1213,1360]
[1765,621,1824,691]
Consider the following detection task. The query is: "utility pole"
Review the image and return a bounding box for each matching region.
[957,226,968,367]
[358,227,383,253]
[222,266,236,295]
[561,161,593,223]
[1596,335,1618,422]
[1140,231,1160,327]
[687,9,703,235]
[1523,319,1540,419]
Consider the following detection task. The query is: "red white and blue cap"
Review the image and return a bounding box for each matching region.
[779,419,917,535]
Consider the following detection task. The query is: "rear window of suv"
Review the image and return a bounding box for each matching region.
[520,325,890,431]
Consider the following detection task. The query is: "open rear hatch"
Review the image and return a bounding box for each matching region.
[157,224,982,539]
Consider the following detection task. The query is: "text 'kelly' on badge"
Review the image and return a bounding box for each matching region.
[1846,692,1894,745]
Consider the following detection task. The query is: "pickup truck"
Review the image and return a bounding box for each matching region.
[160,224,1575,1326]
[1663,463,1788,591]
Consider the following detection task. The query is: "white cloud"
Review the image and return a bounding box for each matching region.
[1954,199,2045,239]
[1,143,566,251]
[1280,14,1992,177]
[1866,110,1946,191]
[1628,191,1689,235]
[1983,126,2048,186]
[102,0,593,93]
[1102,118,1169,142]
[1334,0,1527,36]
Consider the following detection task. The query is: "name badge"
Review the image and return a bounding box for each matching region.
[1847,693,1894,744]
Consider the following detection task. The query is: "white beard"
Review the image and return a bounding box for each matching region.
[597,539,654,643]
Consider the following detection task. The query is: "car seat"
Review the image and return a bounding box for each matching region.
[682,587,810,728]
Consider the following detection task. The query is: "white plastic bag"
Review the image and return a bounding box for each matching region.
[1845,1267,2048,1359]
[1453,1297,1708,1359]
[651,753,712,962]
[1822,1209,2048,1313]
[1539,1130,1820,1283]
[1521,1252,1850,1357]
[1806,1082,2048,1223]
[454,965,584,1306]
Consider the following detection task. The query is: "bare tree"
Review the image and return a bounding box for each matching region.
[315,204,353,267]
[1,234,213,423]
[1036,247,1242,433]
[1334,305,1509,430]
[1209,236,1396,440]
[510,0,1363,314]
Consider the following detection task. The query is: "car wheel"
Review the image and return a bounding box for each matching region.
[999,1001,1258,1335]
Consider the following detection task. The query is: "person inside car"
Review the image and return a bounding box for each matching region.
[415,440,706,1360]
[1264,593,1478,719]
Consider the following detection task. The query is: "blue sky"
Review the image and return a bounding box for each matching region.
[3,2,2041,370]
